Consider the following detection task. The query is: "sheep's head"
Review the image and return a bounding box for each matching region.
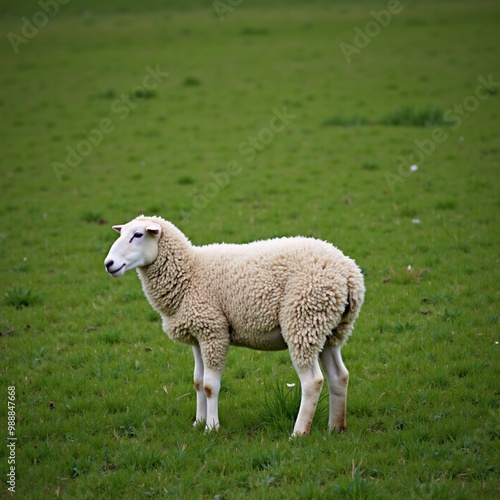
[104,219,161,277]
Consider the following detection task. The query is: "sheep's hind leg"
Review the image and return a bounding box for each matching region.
[192,345,207,426]
[319,344,349,432]
[291,358,324,437]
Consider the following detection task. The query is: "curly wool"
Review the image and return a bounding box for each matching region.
[136,216,365,371]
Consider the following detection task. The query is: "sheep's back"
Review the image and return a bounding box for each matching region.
[192,237,355,336]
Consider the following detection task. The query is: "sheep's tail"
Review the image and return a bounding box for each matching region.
[344,262,365,321]
[329,262,365,347]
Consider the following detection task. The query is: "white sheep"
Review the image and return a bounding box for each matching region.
[104,215,364,436]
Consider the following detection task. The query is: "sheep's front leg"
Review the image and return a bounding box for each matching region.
[292,358,324,437]
[196,335,228,431]
[319,344,349,432]
[203,366,222,431]
[192,345,207,426]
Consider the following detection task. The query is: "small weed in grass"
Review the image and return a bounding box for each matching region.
[443,307,461,323]
[82,210,105,224]
[183,76,201,86]
[248,449,280,471]
[322,115,369,127]
[435,200,457,211]
[177,174,195,185]
[323,106,454,128]
[130,88,156,100]
[334,468,378,499]
[96,89,117,99]
[116,443,165,472]
[118,424,138,438]
[147,310,161,322]
[393,319,417,334]
[13,260,29,272]
[5,287,41,309]
[260,380,301,432]
[361,161,379,171]
[260,380,327,432]
[70,455,95,479]
[379,105,452,127]
[398,204,418,218]
[426,292,454,306]
[99,329,121,344]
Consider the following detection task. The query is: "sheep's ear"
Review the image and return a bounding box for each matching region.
[112,225,123,234]
[146,223,161,236]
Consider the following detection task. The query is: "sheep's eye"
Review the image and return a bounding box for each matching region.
[129,232,143,243]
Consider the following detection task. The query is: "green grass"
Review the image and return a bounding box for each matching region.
[1,0,499,498]
[323,105,454,128]
[4,287,42,310]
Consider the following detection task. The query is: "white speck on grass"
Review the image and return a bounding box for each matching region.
[410,165,418,172]
[412,219,421,224]
[286,383,296,388]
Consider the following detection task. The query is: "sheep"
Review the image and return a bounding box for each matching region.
[104,215,364,436]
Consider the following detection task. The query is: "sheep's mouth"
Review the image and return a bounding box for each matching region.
[109,263,126,276]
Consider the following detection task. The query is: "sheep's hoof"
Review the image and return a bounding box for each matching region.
[289,431,307,441]
[329,425,347,433]
[204,423,220,433]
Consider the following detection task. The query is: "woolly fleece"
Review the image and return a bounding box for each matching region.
[135,216,365,371]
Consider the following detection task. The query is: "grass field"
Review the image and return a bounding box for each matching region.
[1,0,499,498]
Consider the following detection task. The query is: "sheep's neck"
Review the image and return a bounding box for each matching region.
[137,237,191,317]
